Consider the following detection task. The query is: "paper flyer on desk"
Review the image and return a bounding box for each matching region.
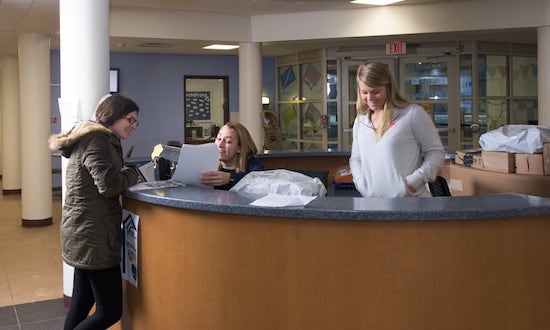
[250,194,317,207]
[122,210,139,288]
[170,142,219,186]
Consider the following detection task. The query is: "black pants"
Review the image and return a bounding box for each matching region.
[64,265,122,330]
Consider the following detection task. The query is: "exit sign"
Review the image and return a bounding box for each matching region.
[386,41,407,55]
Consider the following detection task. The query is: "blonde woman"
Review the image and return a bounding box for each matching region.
[349,62,444,197]
[200,121,264,190]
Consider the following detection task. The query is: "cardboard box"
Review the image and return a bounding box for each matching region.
[544,142,550,176]
[454,149,482,166]
[479,151,515,173]
[450,163,550,197]
[515,153,544,175]
[334,165,353,183]
[471,154,484,170]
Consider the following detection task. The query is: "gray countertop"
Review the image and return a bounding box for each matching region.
[257,150,350,158]
[123,186,550,221]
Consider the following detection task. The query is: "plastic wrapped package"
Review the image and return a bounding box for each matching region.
[479,125,550,154]
[230,169,327,197]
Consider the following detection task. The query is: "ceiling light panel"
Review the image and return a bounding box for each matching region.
[351,0,405,5]
[203,44,239,50]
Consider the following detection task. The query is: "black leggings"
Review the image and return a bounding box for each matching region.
[64,265,122,330]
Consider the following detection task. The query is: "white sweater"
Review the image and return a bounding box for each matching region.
[349,104,445,198]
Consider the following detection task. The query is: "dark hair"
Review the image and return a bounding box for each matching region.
[95,94,139,127]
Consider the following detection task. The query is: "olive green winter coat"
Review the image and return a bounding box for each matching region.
[49,121,138,270]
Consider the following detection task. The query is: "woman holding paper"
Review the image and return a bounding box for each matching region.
[200,121,264,190]
[49,94,140,329]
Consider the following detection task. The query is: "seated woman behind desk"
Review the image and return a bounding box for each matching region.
[200,121,264,190]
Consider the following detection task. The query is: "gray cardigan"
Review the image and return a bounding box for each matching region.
[349,104,445,198]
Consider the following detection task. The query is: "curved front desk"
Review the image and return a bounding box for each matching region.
[121,187,550,330]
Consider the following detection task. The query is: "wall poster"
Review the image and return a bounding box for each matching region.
[122,209,139,288]
[185,91,212,121]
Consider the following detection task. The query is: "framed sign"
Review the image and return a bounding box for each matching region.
[110,68,119,93]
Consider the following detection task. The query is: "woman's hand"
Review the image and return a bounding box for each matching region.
[121,167,140,186]
[406,180,416,194]
[200,171,231,186]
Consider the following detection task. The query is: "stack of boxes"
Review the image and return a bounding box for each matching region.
[450,143,550,197]
[455,146,550,175]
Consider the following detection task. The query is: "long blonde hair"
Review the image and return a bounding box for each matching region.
[356,62,409,140]
[220,121,257,172]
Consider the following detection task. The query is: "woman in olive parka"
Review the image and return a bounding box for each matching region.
[49,94,140,330]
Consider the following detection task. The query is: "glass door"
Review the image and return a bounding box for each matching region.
[399,56,459,153]
[458,54,478,150]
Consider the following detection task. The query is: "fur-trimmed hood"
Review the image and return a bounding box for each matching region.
[49,120,112,158]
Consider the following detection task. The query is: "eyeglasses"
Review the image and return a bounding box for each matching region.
[126,115,139,126]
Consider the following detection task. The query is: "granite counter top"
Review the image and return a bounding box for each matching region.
[123,186,550,221]
[257,150,350,158]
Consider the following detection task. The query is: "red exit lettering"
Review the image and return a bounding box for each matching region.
[386,42,406,55]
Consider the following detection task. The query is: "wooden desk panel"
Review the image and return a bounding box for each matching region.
[122,199,550,330]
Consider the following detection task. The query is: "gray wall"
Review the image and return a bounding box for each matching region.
[50,51,276,158]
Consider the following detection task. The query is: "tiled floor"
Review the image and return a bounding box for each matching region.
[0,299,65,329]
[0,189,65,329]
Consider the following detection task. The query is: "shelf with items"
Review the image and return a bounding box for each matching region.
[403,61,449,101]
[404,77,448,100]
[406,77,448,86]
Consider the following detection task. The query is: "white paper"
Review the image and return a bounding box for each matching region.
[250,193,317,207]
[136,162,155,182]
[128,180,184,192]
[170,143,219,186]
[58,98,80,131]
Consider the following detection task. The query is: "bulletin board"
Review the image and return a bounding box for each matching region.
[185,91,211,121]
[184,75,229,143]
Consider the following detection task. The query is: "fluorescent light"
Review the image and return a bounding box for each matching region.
[203,44,239,50]
[351,0,405,5]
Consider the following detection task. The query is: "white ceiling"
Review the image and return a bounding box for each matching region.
[0,0,538,57]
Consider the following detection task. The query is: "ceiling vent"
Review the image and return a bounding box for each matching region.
[137,42,176,48]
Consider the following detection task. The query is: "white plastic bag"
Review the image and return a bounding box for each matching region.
[479,125,550,154]
[230,169,327,197]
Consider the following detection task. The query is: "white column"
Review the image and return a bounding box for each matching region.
[538,26,550,126]
[238,42,263,153]
[1,56,21,193]
[18,33,52,226]
[59,0,110,301]
[0,75,2,177]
